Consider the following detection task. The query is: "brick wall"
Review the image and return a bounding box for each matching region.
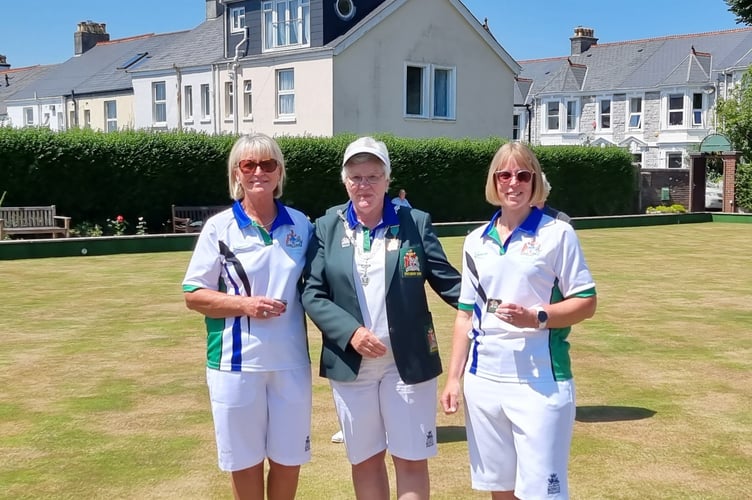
[639,168,689,211]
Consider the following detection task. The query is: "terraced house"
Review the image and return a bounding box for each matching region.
[514,26,752,170]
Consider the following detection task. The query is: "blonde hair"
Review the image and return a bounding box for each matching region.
[227,133,286,200]
[484,142,547,207]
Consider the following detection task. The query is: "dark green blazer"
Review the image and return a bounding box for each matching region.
[302,204,460,384]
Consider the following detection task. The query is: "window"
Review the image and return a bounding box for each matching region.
[629,97,642,128]
[277,69,295,118]
[224,82,234,119]
[104,100,117,132]
[599,98,611,129]
[566,100,577,131]
[632,153,642,168]
[201,84,211,119]
[184,86,193,121]
[404,64,456,119]
[263,0,310,50]
[243,80,253,118]
[231,7,246,33]
[152,81,166,123]
[83,109,91,128]
[405,65,426,117]
[546,102,559,131]
[668,94,683,126]
[23,107,33,126]
[692,93,703,126]
[335,0,355,20]
[512,114,520,140]
[667,152,682,169]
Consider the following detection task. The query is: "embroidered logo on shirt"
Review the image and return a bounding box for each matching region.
[520,236,541,256]
[305,435,311,451]
[285,229,303,248]
[547,473,561,495]
[425,430,434,448]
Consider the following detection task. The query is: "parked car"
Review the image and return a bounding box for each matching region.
[705,182,723,210]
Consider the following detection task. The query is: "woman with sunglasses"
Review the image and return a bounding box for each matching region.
[303,136,461,500]
[440,142,597,500]
[182,133,313,500]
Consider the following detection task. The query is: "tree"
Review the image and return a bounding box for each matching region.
[716,67,752,162]
[726,0,752,24]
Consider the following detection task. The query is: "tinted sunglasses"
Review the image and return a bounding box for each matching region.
[495,170,534,183]
[238,158,279,173]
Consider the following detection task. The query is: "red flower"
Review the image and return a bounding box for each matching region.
[116,215,124,223]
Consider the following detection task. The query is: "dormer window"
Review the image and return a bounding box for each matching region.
[335,0,355,20]
[263,0,310,51]
[231,7,246,33]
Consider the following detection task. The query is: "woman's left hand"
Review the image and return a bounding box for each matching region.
[495,302,535,328]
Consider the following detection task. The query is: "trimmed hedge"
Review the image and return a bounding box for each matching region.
[0,128,635,230]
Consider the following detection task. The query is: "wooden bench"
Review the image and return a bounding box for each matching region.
[0,205,71,239]
[171,204,228,233]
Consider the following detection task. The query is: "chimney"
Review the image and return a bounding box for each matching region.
[206,0,225,20]
[0,54,9,70]
[74,21,110,56]
[570,26,597,55]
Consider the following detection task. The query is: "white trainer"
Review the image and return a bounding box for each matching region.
[331,430,344,443]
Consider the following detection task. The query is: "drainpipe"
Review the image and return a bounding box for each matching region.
[174,64,182,131]
[231,26,249,135]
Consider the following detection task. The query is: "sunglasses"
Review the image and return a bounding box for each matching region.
[238,158,279,174]
[495,170,534,183]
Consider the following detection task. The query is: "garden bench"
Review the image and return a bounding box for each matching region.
[0,205,71,239]
[171,204,228,233]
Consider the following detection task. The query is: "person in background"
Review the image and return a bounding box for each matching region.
[303,136,461,500]
[182,133,314,500]
[391,188,412,209]
[440,141,597,499]
[537,171,571,223]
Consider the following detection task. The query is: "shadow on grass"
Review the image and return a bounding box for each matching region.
[575,405,656,422]
[437,425,467,443]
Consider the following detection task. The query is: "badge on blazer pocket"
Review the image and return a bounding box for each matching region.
[400,247,423,278]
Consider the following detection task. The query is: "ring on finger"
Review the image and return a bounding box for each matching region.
[263,310,268,317]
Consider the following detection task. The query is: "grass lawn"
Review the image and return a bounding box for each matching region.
[0,222,750,499]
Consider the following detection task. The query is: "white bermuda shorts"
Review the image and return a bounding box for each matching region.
[206,366,312,471]
[330,356,438,465]
[463,374,575,498]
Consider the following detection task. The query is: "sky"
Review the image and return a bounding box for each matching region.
[0,0,743,69]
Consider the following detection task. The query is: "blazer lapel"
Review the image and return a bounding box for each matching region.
[385,224,401,295]
[332,218,357,292]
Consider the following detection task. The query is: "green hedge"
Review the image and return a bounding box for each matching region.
[0,128,635,231]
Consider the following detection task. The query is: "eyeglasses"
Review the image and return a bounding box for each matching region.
[346,174,384,186]
[238,158,279,174]
[495,170,534,183]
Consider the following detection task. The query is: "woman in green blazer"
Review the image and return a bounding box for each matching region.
[303,137,460,500]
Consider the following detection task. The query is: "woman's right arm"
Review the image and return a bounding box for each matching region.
[440,309,473,414]
[184,288,283,320]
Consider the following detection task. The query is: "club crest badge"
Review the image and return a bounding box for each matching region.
[520,237,541,256]
[285,229,303,248]
[400,248,422,277]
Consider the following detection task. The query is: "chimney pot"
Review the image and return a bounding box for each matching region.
[570,26,598,55]
[74,20,110,55]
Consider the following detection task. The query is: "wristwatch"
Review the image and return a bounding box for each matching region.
[534,306,549,329]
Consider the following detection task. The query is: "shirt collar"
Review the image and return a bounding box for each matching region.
[233,199,294,230]
[482,206,544,238]
[344,194,399,231]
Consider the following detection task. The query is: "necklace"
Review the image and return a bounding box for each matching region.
[257,215,276,228]
[354,235,383,287]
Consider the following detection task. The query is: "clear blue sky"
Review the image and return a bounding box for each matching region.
[0,0,742,68]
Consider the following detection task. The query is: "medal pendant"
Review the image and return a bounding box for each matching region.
[360,275,369,286]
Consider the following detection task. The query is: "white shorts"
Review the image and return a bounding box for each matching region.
[330,357,438,465]
[206,366,312,471]
[463,374,575,498]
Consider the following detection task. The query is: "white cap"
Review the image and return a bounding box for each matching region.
[342,136,391,169]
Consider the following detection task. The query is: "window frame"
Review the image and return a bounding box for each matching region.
[667,152,683,169]
[598,97,611,130]
[667,93,684,127]
[276,68,295,120]
[545,101,560,131]
[224,81,234,120]
[243,80,253,119]
[262,0,311,51]
[200,84,211,121]
[403,62,456,120]
[152,81,167,124]
[104,100,117,132]
[432,65,456,120]
[23,107,33,126]
[512,114,521,141]
[404,63,427,118]
[692,92,703,126]
[230,6,246,33]
[184,85,193,122]
[628,96,642,129]
[565,99,578,131]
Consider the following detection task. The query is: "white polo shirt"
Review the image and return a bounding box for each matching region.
[182,200,313,372]
[458,208,596,383]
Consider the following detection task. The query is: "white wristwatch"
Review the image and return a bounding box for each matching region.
[534,306,549,329]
